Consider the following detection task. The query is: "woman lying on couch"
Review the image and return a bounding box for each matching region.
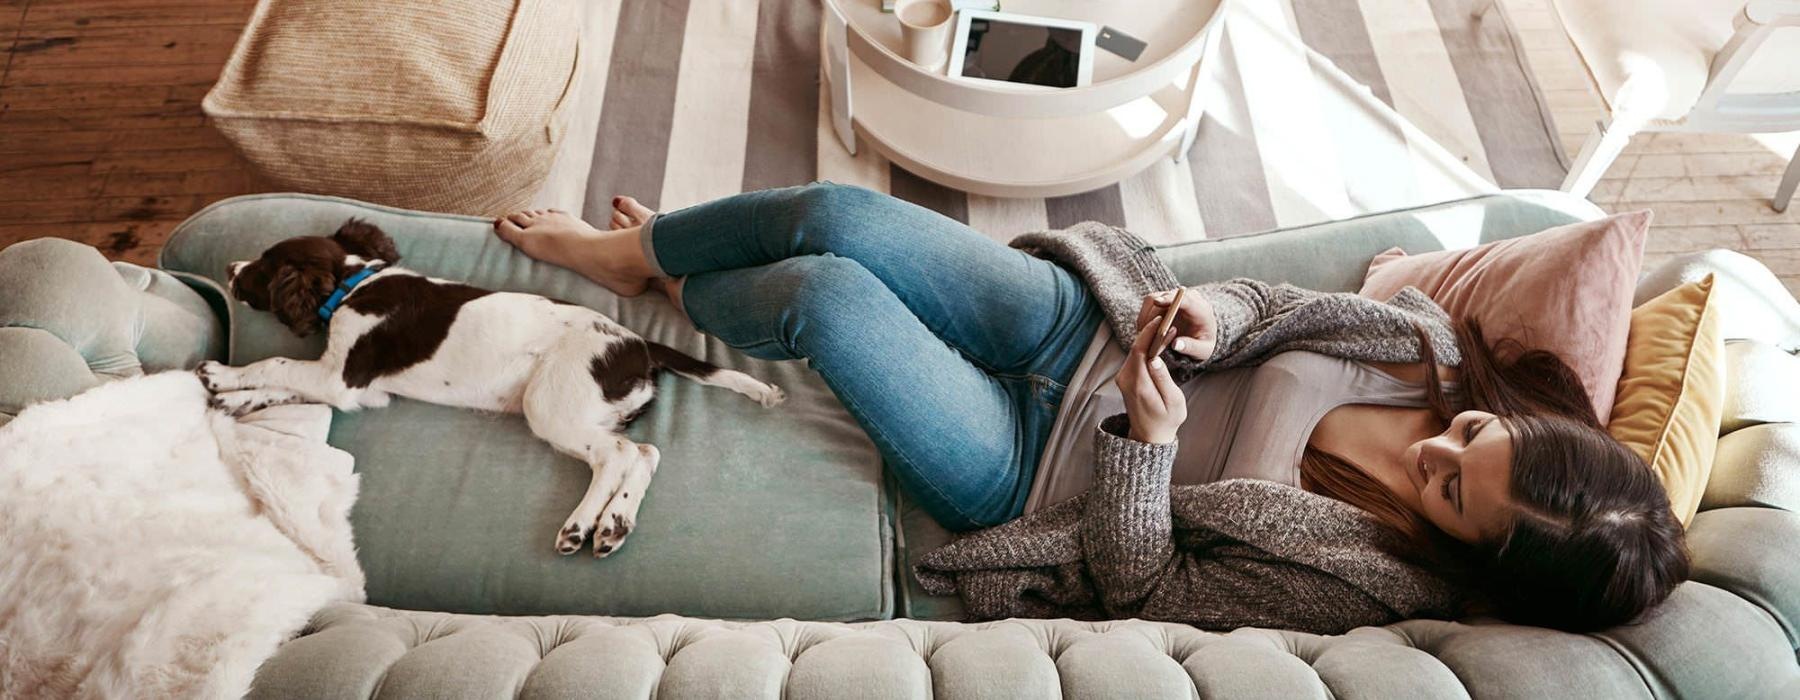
[492,182,1687,635]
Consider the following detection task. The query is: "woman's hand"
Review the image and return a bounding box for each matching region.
[1116,314,1187,444]
[1134,288,1217,362]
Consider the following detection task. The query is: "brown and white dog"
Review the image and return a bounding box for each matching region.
[197,219,785,557]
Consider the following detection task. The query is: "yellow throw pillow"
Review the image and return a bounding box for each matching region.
[1606,276,1724,525]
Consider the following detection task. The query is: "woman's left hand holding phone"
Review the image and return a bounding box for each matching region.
[1115,314,1187,444]
[1134,288,1216,362]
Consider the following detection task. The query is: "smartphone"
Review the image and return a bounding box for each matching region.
[1150,287,1185,358]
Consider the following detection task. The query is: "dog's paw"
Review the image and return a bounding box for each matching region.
[555,521,590,555]
[592,512,634,558]
[194,361,237,393]
[207,390,293,417]
[755,384,786,408]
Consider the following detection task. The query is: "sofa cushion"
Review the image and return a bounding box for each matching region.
[203,0,581,217]
[1705,423,1800,515]
[1607,277,1725,525]
[0,239,224,425]
[1687,506,1800,647]
[159,193,891,621]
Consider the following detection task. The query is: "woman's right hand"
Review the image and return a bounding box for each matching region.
[1115,314,1187,444]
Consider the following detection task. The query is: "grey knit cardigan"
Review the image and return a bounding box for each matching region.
[914,223,1468,635]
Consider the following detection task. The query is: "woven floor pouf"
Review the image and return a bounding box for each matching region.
[203,0,580,218]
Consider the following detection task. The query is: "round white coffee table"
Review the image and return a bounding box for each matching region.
[822,0,1222,198]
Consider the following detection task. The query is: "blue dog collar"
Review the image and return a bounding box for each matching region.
[317,265,383,322]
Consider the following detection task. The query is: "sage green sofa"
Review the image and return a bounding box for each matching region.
[3,191,1798,698]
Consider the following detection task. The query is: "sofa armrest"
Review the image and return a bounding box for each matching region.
[1630,249,1800,652]
[1636,249,1800,350]
[0,239,225,424]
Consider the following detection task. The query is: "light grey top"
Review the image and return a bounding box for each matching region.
[1026,332,1454,513]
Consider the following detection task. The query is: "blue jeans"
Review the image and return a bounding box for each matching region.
[642,183,1104,531]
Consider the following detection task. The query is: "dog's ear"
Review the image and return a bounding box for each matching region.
[269,264,336,338]
[332,218,401,264]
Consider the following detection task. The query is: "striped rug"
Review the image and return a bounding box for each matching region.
[534,0,1568,245]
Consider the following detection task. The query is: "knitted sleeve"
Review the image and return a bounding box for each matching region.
[1081,413,1179,615]
[1159,279,1462,383]
[1008,223,1460,384]
[1081,415,1402,632]
[1145,546,1402,634]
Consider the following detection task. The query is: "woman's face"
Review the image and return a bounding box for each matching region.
[1403,410,1516,544]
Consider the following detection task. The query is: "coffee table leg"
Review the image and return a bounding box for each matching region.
[823,2,857,155]
[1174,51,1208,163]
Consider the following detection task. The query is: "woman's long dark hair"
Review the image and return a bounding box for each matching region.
[1299,319,1689,632]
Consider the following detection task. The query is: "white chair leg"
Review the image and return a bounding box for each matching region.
[1775,142,1799,213]
[1561,119,1633,199]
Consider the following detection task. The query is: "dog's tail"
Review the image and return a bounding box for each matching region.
[647,341,785,408]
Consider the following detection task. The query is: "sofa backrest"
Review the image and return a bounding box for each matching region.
[1156,189,1607,292]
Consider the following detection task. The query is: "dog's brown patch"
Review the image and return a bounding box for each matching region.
[341,275,493,388]
[589,338,654,401]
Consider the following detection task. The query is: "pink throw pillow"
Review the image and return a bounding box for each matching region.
[1359,211,1651,423]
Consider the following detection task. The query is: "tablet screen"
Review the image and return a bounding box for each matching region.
[958,18,1083,88]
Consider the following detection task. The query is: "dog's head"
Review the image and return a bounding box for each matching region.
[226,219,401,337]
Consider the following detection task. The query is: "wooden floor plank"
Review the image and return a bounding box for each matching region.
[0,1,27,92]
[9,22,241,68]
[5,61,229,87]
[88,147,253,175]
[0,104,208,132]
[1607,200,1796,228]
[1,81,175,110]
[0,171,106,201]
[1743,224,1800,250]
[20,1,254,33]
[1594,175,1800,204]
[1627,152,1797,179]
[2,194,211,225]
[1641,224,1748,254]
[97,167,259,197]
[1,2,26,44]
[0,219,180,266]
[0,125,235,154]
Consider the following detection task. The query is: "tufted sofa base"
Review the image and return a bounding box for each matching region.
[256,579,1800,699]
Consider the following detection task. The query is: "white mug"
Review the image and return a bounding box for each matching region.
[895,0,954,71]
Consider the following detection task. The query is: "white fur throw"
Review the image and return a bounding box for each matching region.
[0,371,364,698]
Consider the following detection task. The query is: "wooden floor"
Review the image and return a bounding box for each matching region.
[0,0,1795,283]
[0,0,265,266]
[1502,0,1800,292]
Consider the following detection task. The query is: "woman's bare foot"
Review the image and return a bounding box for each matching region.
[607,197,688,316]
[608,196,655,231]
[493,205,655,297]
